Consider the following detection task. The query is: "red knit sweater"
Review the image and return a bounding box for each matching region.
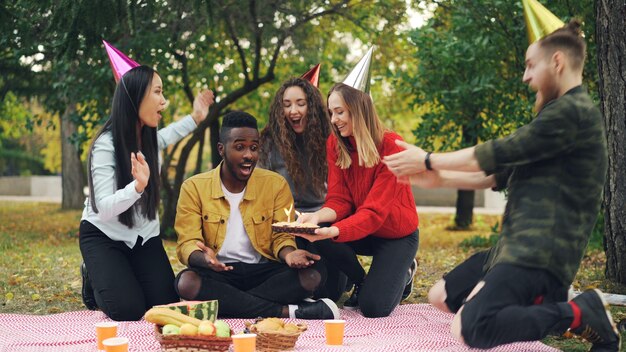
[324,131,419,242]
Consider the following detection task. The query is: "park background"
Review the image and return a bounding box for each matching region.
[1,1,625,351]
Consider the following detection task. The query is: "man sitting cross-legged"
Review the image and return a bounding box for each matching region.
[174,111,339,319]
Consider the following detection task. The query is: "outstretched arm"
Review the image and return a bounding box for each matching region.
[403,170,495,190]
[383,140,481,176]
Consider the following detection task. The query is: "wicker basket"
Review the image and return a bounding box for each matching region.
[245,321,307,351]
[154,325,232,352]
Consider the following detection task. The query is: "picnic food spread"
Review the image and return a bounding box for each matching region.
[145,301,234,351]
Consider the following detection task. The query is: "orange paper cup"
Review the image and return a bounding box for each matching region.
[95,322,118,350]
[324,319,346,345]
[232,333,256,352]
[102,337,128,352]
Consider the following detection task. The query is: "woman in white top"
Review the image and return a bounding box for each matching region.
[79,65,213,321]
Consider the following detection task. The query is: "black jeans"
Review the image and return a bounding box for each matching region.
[176,261,325,318]
[444,250,573,349]
[79,220,178,321]
[296,236,348,301]
[314,229,419,317]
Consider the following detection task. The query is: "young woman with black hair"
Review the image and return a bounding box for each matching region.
[79,65,213,321]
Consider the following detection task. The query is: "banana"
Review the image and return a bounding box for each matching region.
[145,307,202,327]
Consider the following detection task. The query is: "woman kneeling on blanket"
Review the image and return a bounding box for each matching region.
[296,82,419,318]
[79,65,213,321]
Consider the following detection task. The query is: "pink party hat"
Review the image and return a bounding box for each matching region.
[103,40,140,82]
[301,63,321,87]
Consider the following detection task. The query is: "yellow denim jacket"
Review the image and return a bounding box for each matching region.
[175,163,296,266]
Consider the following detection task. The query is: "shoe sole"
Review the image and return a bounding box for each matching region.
[81,264,97,310]
[319,298,340,319]
[402,259,418,301]
[593,289,621,351]
[402,279,415,301]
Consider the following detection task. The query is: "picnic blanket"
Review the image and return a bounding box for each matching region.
[0,304,559,352]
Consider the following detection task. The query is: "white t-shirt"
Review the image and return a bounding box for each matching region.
[216,183,264,264]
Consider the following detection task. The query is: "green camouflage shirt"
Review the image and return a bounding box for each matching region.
[475,86,607,285]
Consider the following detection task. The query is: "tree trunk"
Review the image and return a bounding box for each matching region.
[597,0,626,284]
[60,105,85,209]
[210,116,221,169]
[160,191,177,239]
[194,130,205,175]
[454,190,475,229]
[454,124,478,229]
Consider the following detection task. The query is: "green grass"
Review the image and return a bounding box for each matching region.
[1,202,625,350]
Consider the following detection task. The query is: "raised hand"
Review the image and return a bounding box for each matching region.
[196,241,233,272]
[131,152,150,193]
[383,140,428,177]
[191,89,215,125]
[284,249,321,268]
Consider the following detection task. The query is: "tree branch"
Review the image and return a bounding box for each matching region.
[173,51,195,104]
[224,12,250,83]
[249,0,262,80]
[266,0,351,76]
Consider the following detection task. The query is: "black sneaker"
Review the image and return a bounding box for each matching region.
[402,258,417,301]
[81,262,97,310]
[294,298,340,320]
[343,282,361,311]
[570,289,620,352]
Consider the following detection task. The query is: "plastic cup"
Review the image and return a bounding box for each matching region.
[232,333,256,352]
[95,322,118,350]
[102,337,128,352]
[324,319,346,345]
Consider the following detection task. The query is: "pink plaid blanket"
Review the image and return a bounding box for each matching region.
[0,304,559,351]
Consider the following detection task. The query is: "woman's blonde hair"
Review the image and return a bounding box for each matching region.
[328,83,385,169]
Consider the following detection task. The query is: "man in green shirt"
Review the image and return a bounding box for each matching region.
[383,20,619,351]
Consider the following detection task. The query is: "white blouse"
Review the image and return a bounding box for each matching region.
[81,115,197,248]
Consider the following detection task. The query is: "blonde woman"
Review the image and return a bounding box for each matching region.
[297,83,419,317]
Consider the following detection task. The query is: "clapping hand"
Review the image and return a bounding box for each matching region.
[131,152,149,193]
[191,89,215,125]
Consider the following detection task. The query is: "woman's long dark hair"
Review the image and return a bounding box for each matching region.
[87,65,160,228]
[260,78,330,197]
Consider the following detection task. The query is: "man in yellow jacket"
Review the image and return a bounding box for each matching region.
[174,111,339,319]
